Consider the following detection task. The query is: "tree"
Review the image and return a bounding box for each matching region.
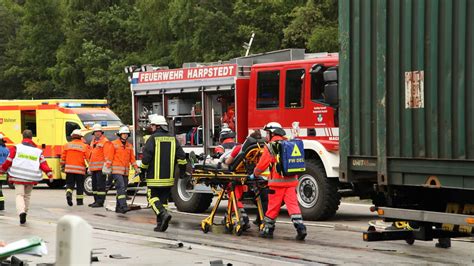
[1,0,64,98]
[283,0,338,52]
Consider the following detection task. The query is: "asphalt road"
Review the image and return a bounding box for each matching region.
[1,185,473,265]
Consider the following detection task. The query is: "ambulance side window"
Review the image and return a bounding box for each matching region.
[256,70,280,109]
[285,69,304,108]
[21,110,37,137]
[65,122,80,141]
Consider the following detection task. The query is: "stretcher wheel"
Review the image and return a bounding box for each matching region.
[201,222,210,233]
[234,225,243,236]
[405,239,415,245]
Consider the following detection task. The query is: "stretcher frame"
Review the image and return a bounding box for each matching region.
[191,144,267,235]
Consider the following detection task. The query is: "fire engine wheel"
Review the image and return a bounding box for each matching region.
[83,175,93,196]
[47,179,66,189]
[171,175,213,213]
[297,160,341,221]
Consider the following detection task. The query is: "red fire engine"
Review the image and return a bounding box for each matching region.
[130,49,351,220]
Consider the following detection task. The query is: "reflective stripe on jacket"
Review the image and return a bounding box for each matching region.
[253,136,298,188]
[141,129,186,187]
[106,139,137,176]
[8,144,43,181]
[89,135,110,171]
[60,139,89,175]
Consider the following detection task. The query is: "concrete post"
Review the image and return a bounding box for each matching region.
[56,215,92,265]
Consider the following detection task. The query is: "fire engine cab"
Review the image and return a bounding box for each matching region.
[130,49,345,220]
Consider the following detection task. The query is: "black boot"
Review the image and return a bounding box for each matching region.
[19,212,27,224]
[259,217,275,238]
[77,199,84,206]
[241,210,250,231]
[115,205,129,214]
[292,215,307,241]
[154,211,172,232]
[88,195,97,207]
[0,201,4,211]
[90,202,104,208]
[66,192,73,206]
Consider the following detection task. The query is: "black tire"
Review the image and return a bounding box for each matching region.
[83,175,93,196]
[297,160,341,220]
[8,182,14,189]
[47,179,66,189]
[171,175,213,213]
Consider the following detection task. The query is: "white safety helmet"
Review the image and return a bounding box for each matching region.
[71,129,84,137]
[219,127,235,141]
[92,123,103,132]
[149,114,168,126]
[0,133,4,139]
[118,125,131,135]
[263,122,286,136]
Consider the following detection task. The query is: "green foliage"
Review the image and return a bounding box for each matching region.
[0,0,337,124]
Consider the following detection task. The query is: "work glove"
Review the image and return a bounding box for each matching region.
[102,165,112,175]
[248,174,255,180]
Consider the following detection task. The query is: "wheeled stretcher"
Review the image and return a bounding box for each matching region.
[191,140,267,235]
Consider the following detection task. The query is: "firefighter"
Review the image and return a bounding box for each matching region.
[88,124,110,208]
[104,125,139,214]
[252,122,307,240]
[61,129,90,206]
[0,134,9,211]
[140,115,187,232]
[0,130,53,224]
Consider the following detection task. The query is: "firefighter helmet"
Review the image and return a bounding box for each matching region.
[149,114,168,126]
[219,127,235,142]
[92,124,103,132]
[263,122,286,136]
[0,133,3,139]
[71,129,83,137]
[118,125,131,135]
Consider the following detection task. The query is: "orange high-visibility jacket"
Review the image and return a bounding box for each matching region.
[88,135,110,171]
[253,135,298,188]
[60,139,90,175]
[105,139,137,176]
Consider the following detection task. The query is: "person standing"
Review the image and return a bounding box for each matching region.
[0,130,53,224]
[140,115,187,232]
[61,129,90,206]
[252,122,307,240]
[88,124,110,208]
[0,134,9,211]
[104,125,139,214]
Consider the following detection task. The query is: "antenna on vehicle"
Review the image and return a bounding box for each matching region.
[243,32,255,57]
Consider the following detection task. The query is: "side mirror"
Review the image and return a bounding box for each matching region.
[323,67,338,106]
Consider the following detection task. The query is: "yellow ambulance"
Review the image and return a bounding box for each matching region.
[0,99,124,188]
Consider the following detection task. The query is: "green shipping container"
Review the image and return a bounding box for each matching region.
[338,0,474,190]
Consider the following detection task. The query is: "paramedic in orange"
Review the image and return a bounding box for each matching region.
[104,125,139,214]
[88,124,110,208]
[61,129,90,206]
[252,122,307,240]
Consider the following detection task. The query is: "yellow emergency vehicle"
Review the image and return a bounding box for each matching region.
[0,99,124,188]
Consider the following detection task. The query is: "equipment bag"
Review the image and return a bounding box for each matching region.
[270,139,306,176]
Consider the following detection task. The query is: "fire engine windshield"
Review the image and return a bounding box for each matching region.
[75,109,122,128]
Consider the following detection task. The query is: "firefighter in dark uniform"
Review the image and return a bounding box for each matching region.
[140,115,187,232]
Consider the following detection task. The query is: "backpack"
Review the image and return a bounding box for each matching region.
[268,139,305,176]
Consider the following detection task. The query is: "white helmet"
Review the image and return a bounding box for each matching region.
[118,125,131,135]
[149,114,168,126]
[0,133,4,139]
[71,129,83,137]
[92,124,103,132]
[263,122,286,136]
